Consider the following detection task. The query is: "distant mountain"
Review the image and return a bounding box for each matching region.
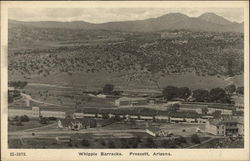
[198,12,235,25]
[9,12,243,33]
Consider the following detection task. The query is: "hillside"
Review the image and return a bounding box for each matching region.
[8,20,244,89]
[9,12,243,33]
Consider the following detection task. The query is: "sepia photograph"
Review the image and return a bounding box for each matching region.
[1,1,249,161]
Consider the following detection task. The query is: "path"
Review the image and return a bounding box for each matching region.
[28,83,73,89]
[21,93,68,108]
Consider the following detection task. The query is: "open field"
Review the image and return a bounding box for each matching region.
[159,123,206,137]
[8,119,56,132]
[10,71,243,91]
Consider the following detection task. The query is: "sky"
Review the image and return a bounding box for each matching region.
[8,8,244,23]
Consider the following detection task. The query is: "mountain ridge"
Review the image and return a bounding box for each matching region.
[9,12,243,32]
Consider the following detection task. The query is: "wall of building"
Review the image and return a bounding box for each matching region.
[8,109,33,118]
[115,99,148,107]
[8,107,66,118]
[205,122,218,135]
[207,108,232,115]
[40,111,65,118]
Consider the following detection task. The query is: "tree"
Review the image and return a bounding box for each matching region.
[162,86,179,100]
[13,116,19,122]
[103,84,114,95]
[161,139,176,148]
[99,139,106,146]
[175,136,187,145]
[128,138,139,148]
[201,107,208,114]
[145,137,156,148]
[178,87,191,100]
[225,84,236,95]
[102,113,109,120]
[20,115,29,122]
[114,114,121,121]
[209,88,230,103]
[81,139,90,147]
[236,86,244,95]
[192,89,209,102]
[16,120,23,126]
[40,117,48,124]
[168,103,180,112]
[108,140,116,148]
[120,138,129,148]
[191,134,200,144]
[212,110,222,119]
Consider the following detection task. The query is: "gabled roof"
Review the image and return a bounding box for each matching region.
[59,118,96,127]
[209,118,243,126]
[147,127,160,133]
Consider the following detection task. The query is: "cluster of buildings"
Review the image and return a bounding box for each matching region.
[8,92,244,137]
[114,97,236,116]
[205,117,244,137]
[58,118,97,130]
[8,106,66,119]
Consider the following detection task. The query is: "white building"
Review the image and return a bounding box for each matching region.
[115,97,148,107]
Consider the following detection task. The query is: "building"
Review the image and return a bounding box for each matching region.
[115,97,148,107]
[170,117,185,123]
[8,106,66,118]
[205,118,244,136]
[146,127,161,137]
[232,95,244,112]
[58,118,97,130]
[146,127,170,137]
[207,108,232,115]
[140,115,153,120]
[41,110,66,118]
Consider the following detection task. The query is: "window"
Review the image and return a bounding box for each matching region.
[217,131,219,135]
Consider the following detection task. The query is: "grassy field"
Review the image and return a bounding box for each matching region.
[159,123,206,137]
[10,71,243,91]
[8,119,56,132]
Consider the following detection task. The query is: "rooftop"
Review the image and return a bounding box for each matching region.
[116,97,148,101]
[209,118,243,126]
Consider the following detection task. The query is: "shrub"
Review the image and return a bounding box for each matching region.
[16,121,23,126]
[99,139,106,146]
[120,138,129,148]
[145,137,156,148]
[48,117,57,121]
[20,115,29,122]
[13,116,19,121]
[175,136,187,144]
[103,84,114,95]
[81,139,90,147]
[108,141,116,148]
[191,134,201,144]
[161,139,176,148]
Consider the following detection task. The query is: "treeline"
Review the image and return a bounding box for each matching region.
[162,84,243,104]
